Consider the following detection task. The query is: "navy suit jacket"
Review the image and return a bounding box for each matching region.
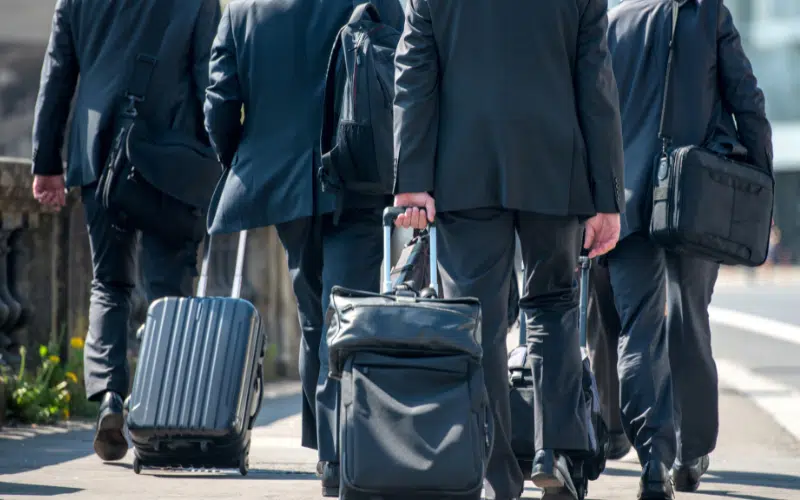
[608,0,772,239]
[204,0,405,234]
[31,0,220,188]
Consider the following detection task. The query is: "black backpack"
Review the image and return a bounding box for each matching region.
[319,3,401,221]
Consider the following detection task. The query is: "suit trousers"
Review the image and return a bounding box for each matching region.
[586,262,624,436]
[605,231,720,468]
[275,209,382,462]
[81,185,198,401]
[437,208,589,500]
[665,247,720,463]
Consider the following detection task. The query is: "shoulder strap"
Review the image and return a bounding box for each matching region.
[351,2,382,24]
[321,29,346,157]
[124,0,181,108]
[657,0,681,153]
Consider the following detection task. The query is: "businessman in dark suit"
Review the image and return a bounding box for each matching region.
[204,1,404,496]
[391,1,624,498]
[606,0,772,496]
[31,0,220,462]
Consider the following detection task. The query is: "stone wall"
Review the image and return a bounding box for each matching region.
[0,157,301,381]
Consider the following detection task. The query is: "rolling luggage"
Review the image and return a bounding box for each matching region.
[326,207,493,500]
[508,252,608,500]
[126,231,266,476]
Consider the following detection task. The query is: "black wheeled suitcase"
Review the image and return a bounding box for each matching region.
[126,231,266,476]
[508,252,608,500]
[326,207,493,500]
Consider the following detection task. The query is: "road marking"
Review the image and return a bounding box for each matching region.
[708,306,800,346]
[716,359,800,442]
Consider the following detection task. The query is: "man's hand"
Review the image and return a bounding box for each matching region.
[393,192,436,229]
[32,174,67,211]
[584,212,620,258]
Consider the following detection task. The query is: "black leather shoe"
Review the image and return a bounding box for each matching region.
[671,455,710,492]
[607,432,632,460]
[93,391,128,461]
[638,460,675,500]
[319,461,339,497]
[531,449,579,500]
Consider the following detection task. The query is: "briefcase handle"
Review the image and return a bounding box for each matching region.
[382,207,437,295]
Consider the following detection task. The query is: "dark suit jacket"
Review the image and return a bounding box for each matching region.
[204,0,405,234]
[393,0,624,216]
[607,0,773,239]
[31,0,220,188]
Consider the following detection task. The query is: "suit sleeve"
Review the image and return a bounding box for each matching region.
[717,3,772,172]
[31,0,79,177]
[575,0,624,213]
[192,0,221,121]
[204,5,243,169]
[392,0,439,195]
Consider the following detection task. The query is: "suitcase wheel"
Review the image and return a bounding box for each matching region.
[133,458,142,475]
[238,451,249,476]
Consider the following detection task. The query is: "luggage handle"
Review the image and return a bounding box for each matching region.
[382,207,437,294]
[578,248,590,349]
[196,231,249,299]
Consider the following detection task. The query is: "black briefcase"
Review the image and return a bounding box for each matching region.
[649,1,773,267]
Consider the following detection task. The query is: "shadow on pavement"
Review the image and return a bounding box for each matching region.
[696,490,782,500]
[0,391,301,475]
[149,470,317,480]
[706,470,800,491]
[601,465,799,497]
[0,481,83,496]
[0,428,97,475]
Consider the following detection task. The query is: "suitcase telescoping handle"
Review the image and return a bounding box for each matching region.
[196,231,249,299]
[382,206,437,294]
[578,248,590,349]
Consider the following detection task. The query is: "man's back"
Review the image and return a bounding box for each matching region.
[205,0,405,232]
[393,0,624,217]
[31,0,219,187]
[607,0,771,237]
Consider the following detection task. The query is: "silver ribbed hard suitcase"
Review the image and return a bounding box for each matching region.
[126,232,266,475]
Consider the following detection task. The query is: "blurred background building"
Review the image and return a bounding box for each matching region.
[608,0,800,262]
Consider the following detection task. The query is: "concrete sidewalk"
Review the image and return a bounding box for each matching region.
[1,379,799,499]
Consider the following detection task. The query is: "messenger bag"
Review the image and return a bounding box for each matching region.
[96,0,222,246]
[649,0,774,266]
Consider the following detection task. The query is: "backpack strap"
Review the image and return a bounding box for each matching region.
[320,30,345,171]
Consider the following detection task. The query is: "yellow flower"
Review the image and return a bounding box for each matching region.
[49,355,61,364]
[65,372,79,384]
[63,409,70,419]
[70,337,85,350]
[64,392,71,403]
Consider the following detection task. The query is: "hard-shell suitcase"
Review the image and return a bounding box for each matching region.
[126,231,266,475]
[508,252,608,499]
[326,207,493,500]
